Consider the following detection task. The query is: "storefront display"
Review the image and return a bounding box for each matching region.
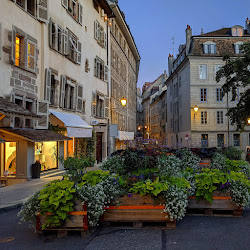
[35,142,58,171]
[5,142,16,176]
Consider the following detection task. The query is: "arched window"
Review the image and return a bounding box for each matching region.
[203,41,217,54]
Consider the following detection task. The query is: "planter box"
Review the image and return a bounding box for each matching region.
[103,194,175,229]
[187,191,242,217]
[36,200,88,231]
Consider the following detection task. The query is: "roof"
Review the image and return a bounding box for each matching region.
[195,28,250,37]
[0,128,72,142]
[96,0,114,17]
[0,97,39,118]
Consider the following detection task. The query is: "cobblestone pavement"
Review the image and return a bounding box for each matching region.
[0,208,250,250]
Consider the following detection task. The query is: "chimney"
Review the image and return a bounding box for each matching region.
[246,18,250,34]
[186,25,192,55]
[164,70,167,81]
[168,54,175,76]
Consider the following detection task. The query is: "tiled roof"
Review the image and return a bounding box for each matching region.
[0,128,72,142]
[195,28,250,37]
[0,97,39,118]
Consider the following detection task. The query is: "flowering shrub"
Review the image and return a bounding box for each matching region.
[180,149,201,170]
[210,153,227,172]
[229,181,250,208]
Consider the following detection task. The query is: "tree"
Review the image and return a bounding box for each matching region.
[216,42,250,131]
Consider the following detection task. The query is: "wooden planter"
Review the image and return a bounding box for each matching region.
[36,200,88,236]
[187,191,242,217]
[103,194,175,229]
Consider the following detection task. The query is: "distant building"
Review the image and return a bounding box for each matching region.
[166,20,250,152]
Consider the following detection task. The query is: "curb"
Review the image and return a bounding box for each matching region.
[0,203,22,214]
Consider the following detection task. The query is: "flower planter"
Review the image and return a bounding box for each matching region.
[187,191,242,217]
[36,200,88,233]
[103,194,175,229]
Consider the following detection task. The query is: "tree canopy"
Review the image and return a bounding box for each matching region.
[216,42,250,131]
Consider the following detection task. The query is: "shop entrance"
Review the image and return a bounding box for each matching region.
[96,132,103,163]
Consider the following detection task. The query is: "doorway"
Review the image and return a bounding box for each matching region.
[96,132,103,163]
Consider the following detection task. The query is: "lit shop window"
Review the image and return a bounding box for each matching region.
[5,142,16,176]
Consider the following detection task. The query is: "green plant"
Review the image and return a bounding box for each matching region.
[210,153,227,172]
[81,170,110,186]
[180,149,200,170]
[222,146,243,160]
[129,178,168,196]
[226,159,250,177]
[101,156,124,174]
[195,169,228,203]
[38,179,76,229]
[18,190,41,227]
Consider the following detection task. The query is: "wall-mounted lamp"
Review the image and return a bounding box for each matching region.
[144,125,148,129]
[193,106,198,119]
[248,117,250,125]
[104,15,108,21]
[108,21,112,27]
[138,127,141,131]
[120,97,127,107]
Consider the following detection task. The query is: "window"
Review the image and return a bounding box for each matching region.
[201,111,207,124]
[64,80,75,110]
[16,0,35,16]
[67,30,81,64]
[217,134,224,147]
[14,0,48,22]
[232,88,239,102]
[50,75,57,106]
[201,134,208,148]
[25,99,33,127]
[199,65,207,79]
[15,35,23,67]
[14,96,23,128]
[94,21,107,48]
[62,0,83,24]
[203,42,217,54]
[215,65,222,77]
[96,95,104,118]
[234,42,244,54]
[200,88,207,102]
[233,134,240,147]
[231,26,243,37]
[94,57,108,82]
[216,88,223,102]
[217,111,223,124]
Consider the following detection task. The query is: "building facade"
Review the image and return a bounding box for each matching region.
[108,0,140,152]
[166,21,250,153]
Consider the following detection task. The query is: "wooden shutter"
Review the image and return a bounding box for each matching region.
[92,92,97,116]
[77,40,82,65]
[49,18,53,48]
[101,30,104,46]
[11,27,16,64]
[60,75,66,107]
[104,32,107,49]
[62,0,68,9]
[37,0,49,23]
[94,58,98,77]
[104,96,109,118]
[36,100,49,129]
[63,29,69,55]
[44,68,51,102]
[203,44,208,54]
[78,3,83,25]
[76,83,83,111]
[104,65,108,82]
[94,21,98,40]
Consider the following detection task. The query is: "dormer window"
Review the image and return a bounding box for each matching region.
[234,42,244,54]
[231,25,244,37]
[203,42,217,54]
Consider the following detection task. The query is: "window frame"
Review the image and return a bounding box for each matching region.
[201,111,207,124]
[233,134,240,147]
[217,111,223,124]
[199,65,207,79]
[203,42,217,54]
[216,88,223,102]
[200,88,207,102]
[27,39,36,72]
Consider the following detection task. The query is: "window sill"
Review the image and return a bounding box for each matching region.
[49,46,64,57]
[13,65,37,76]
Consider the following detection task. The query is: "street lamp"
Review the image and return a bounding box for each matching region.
[120,97,127,107]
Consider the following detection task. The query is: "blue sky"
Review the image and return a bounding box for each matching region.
[118,0,250,88]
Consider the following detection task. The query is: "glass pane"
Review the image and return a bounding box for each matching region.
[5,142,16,176]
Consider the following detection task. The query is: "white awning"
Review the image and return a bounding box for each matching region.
[50,110,92,138]
[116,131,134,141]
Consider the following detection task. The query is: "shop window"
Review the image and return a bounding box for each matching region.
[35,142,58,171]
[201,134,208,148]
[233,134,240,147]
[5,142,16,176]
[217,134,224,147]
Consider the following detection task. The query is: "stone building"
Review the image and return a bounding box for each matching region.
[141,72,167,139]
[166,20,250,153]
[0,0,116,184]
[108,0,140,151]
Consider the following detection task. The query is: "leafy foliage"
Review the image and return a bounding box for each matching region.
[216,42,250,130]
[81,170,110,186]
[210,153,227,172]
[38,179,75,229]
[195,169,228,203]
[222,146,243,160]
